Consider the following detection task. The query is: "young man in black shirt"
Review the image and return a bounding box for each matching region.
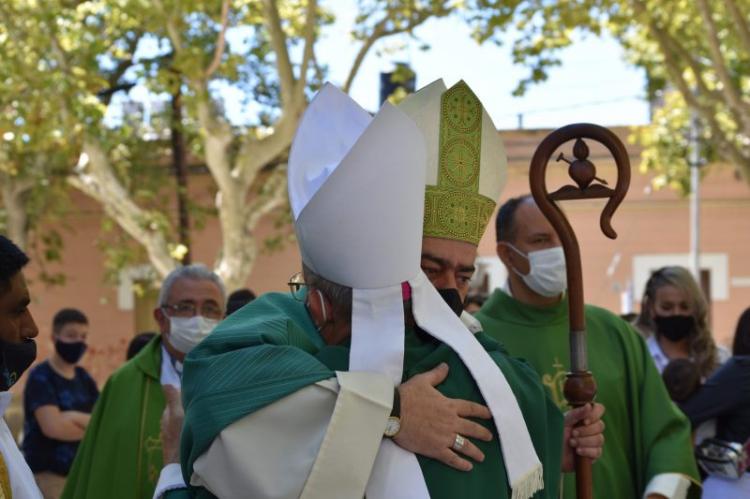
[22,308,98,498]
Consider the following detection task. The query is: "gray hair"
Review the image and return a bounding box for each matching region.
[302,263,352,322]
[158,264,226,307]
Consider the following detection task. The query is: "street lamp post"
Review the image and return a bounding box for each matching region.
[689,112,701,282]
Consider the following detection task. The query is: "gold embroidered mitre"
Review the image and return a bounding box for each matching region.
[398,79,507,245]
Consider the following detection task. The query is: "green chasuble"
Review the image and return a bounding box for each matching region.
[476,290,701,499]
[173,292,563,498]
[62,336,166,499]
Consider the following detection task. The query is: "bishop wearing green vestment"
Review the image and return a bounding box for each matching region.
[476,194,701,499]
[152,82,606,499]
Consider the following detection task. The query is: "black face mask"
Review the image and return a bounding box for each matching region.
[0,338,37,391]
[437,288,464,317]
[55,340,87,364]
[654,315,696,342]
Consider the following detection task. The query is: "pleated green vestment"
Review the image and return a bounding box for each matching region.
[170,292,564,498]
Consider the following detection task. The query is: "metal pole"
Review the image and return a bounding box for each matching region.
[689,113,701,281]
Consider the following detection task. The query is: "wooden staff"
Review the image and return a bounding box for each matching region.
[529,124,630,499]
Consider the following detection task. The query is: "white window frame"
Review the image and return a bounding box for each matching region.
[117,265,157,311]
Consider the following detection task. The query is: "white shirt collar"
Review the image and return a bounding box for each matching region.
[646,335,669,373]
[160,345,182,388]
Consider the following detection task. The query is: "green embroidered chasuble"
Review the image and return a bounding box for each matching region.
[173,292,563,498]
[62,336,166,499]
[475,290,701,499]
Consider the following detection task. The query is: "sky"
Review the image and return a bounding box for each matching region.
[314,2,650,130]
[113,2,651,132]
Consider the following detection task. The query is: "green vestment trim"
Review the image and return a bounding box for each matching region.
[61,336,166,499]
[423,81,496,245]
[476,290,702,499]
[177,292,564,498]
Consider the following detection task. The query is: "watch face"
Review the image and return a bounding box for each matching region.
[384,417,401,437]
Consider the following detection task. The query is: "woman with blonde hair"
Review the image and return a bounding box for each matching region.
[635,265,727,380]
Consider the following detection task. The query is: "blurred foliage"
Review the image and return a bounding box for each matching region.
[0,0,453,289]
[467,0,750,193]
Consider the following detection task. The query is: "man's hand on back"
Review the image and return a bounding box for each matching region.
[394,363,493,471]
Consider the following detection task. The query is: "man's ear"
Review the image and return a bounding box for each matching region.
[306,288,329,327]
[154,307,170,335]
[497,241,530,275]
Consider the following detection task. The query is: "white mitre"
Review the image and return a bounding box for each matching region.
[289,82,542,499]
[289,83,432,499]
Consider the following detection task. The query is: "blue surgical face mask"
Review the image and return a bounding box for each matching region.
[507,244,568,297]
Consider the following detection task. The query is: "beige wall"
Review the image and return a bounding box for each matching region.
[15,126,750,392]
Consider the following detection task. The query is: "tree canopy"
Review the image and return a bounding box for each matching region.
[468,0,750,192]
[0,0,454,290]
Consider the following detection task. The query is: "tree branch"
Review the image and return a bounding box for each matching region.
[297,0,318,99]
[263,0,295,108]
[344,20,386,93]
[635,2,750,178]
[68,141,178,277]
[204,0,231,78]
[102,33,142,104]
[726,0,750,52]
[343,8,436,93]
[245,166,288,231]
[153,0,183,52]
[696,0,750,133]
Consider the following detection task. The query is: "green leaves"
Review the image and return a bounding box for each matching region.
[468,0,750,188]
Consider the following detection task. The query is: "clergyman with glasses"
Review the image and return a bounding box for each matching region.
[61,264,225,499]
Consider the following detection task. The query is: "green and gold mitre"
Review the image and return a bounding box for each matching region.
[398,79,507,245]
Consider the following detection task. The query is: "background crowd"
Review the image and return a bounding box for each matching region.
[3,241,748,498]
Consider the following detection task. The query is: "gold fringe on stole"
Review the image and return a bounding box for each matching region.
[0,451,11,499]
[511,464,544,499]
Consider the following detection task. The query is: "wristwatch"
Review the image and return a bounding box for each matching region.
[384,387,401,438]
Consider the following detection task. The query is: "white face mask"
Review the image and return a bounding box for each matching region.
[167,315,219,354]
[507,244,567,298]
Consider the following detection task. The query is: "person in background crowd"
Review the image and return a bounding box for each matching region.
[126,331,157,360]
[463,293,487,315]
[22,308,98,498]
[61,264,225,499]
[635,266,728,379]
[662,359,701,403]
[679,307,750,498]
[476,194,700,499]
[225,288,256,317]
[0,234,43,498]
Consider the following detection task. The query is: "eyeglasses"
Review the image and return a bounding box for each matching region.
[288,272,306,301]
[161,302,223,320]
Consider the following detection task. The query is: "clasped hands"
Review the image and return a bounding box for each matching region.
[394,362,605,473]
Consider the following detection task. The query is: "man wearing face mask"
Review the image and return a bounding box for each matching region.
[22,308,98,498]
[0,235,43,498]
[62,264,224,499]
[475,194,701,499]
